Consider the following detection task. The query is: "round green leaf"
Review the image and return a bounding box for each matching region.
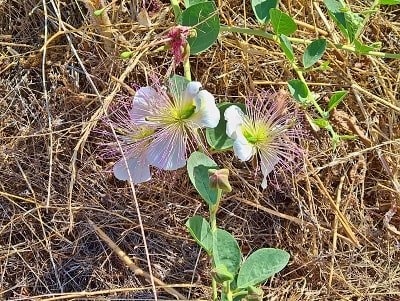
[206,102,246,150]
[279,34,294,62]
[213,229,241,275]
[287,80,309,104]
[270,8,297,36]
[251,0,279,24]
[187,151,219,206]
[186,215,213,253]
[302,39,327,68]
[180,2,220,54]
[237,248,290,288]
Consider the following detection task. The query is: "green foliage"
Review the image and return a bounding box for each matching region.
[186,215,213,254]
[302,39,327,68]
[251,0,279,24]
[378,0,400,4]
[168,74,190,100]
[313,118,329,129]
[184,0,208,7]
[187,151,219,206]
[211,264,234,283]
[180,1,220,54]
[323,0,363,43]
[279,34,294,62]
[213,229,241,275]
[270,8,297,36]
[93,8,105,16]
[237,248,290,288]
[354,39,381,54]
[327,91,348,112]
[206,102,246,150]
[287,80,309,104]
[120,51,134,59]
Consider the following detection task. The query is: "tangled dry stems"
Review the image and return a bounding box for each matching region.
[1,0,400,300]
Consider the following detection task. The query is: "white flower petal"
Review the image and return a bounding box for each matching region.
[113,155,151,183]
[233,133,255,161]
[224,105,244,138]
[130,86,159,125]
[181,81,202,107]
[190,90,220,128]
[259,151,280,189]
[146,128,186,170]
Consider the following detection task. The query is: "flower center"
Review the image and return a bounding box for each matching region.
[242,122,268,145]
[177,104,196,120]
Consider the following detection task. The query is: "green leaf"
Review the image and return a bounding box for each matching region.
[287,80,309,104]
[270,8,297,35]
[354,39,379,54]
[206,102,246,150]
[302,39,326,68]
[279,34,294,62]
[313,118,330,129]
[323,0,363,43]
[93,8,106,16]
[184,0,208,7]
[213,229,241,275]
[180,1,220,54]
[379,0,400,4]
[251,0,279,24]
[323,0,349,40]
[168,74,190,101]
[187,151,219,206]
[186,215,213,253]
[327,90,348,112]
[237,248,290,288]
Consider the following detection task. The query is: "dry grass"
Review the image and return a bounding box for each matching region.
[1,0,400,300]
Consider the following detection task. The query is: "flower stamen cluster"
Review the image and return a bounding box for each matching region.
[224,90,303,189]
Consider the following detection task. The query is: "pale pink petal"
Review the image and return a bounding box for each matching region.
[146,127,186,170]
[113,155,151,183]
[130,86,159,125]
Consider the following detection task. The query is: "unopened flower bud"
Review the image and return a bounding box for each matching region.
[211,264,234,283]
[208,169,232,192]
[245,286,264,301]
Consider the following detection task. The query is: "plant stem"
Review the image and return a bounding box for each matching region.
[209,189,222,233]
[212,278,218,301]
[183,44,192,81]
[169,0,181,20]
[220,25,400,59]
[209,188,222,301]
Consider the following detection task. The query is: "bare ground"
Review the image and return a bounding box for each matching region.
[1,0,400,300]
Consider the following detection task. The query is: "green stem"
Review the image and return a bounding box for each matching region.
[295,69,326,118]
[183,44,192,81]
[209,188,222,301]
[210,189,222,233]
[169,0,181,20]
[212,278,218,301]
[220,25,400,59]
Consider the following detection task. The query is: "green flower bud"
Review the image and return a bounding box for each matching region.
[245,286,264,301]
[211,264,234,283]
[208,169,232,192]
